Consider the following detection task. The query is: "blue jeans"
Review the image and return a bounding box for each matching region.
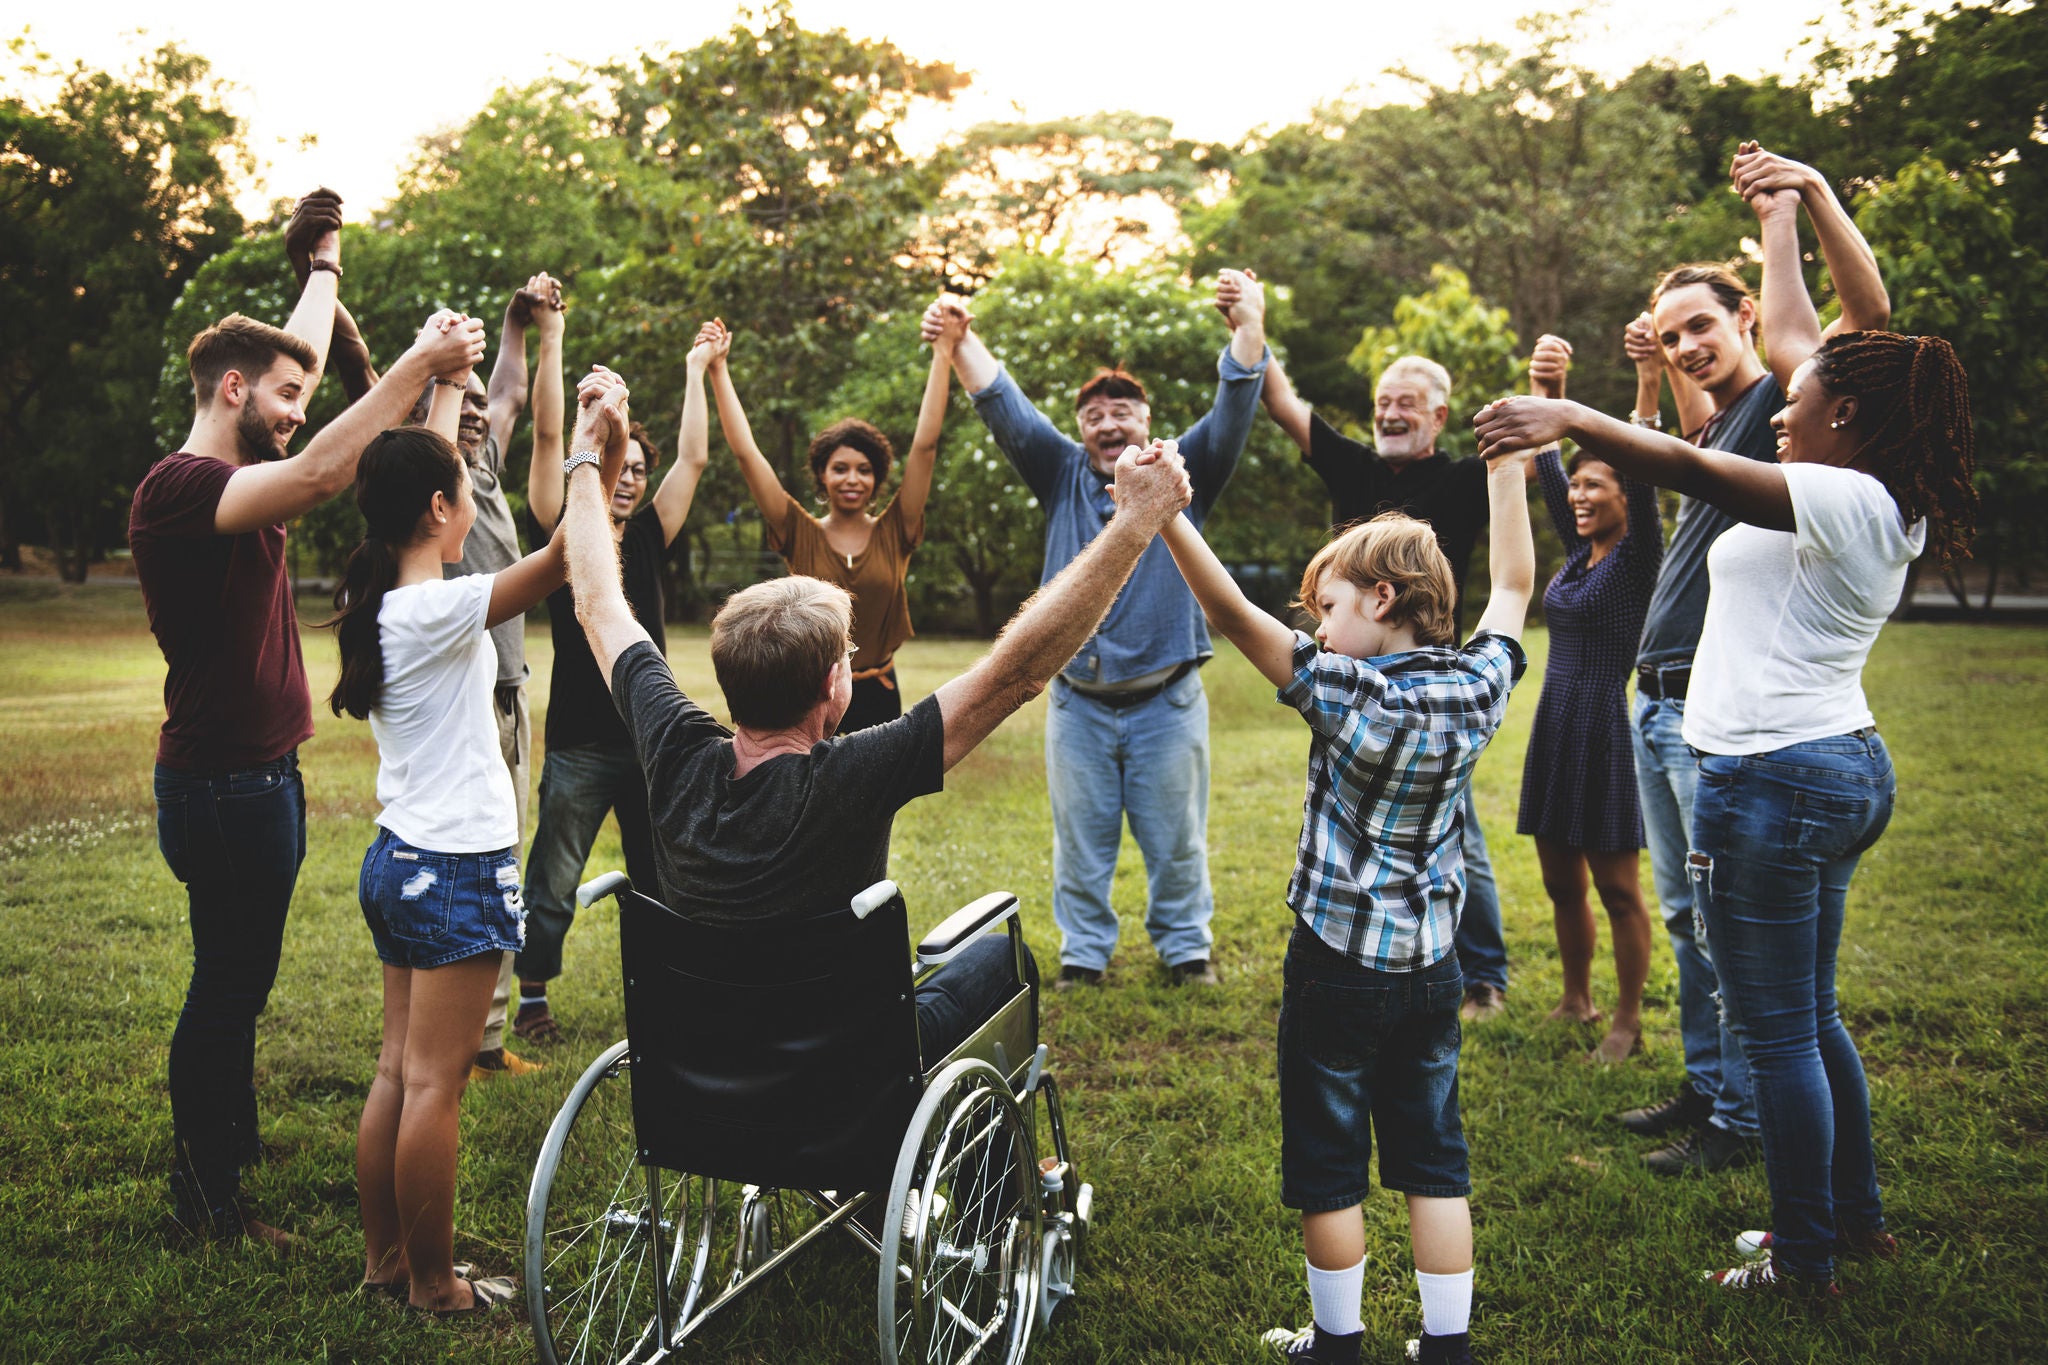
[1451,785,1507,992]
[1043,670,1213,970]
[154,752,306,1228]
[516,743,657,983]
[1633,696,1757,1137]
[1691,732,1894,1279]
[916,934,1040,1065]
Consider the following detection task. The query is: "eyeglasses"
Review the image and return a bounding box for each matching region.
[619,466,649,482]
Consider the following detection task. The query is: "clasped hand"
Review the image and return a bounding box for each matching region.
[1108,440,1193,527]
[575,366,633,492]
[1473,397,1572,462]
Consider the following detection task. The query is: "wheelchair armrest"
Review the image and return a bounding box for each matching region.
[915,892,1019,966]
[851,880,901,921]
[576,871,632,908]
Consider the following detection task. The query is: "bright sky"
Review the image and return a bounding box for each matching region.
[18,0,1850,217]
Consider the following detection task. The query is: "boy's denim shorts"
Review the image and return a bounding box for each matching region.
[1278,919,1470,1211]
[358,827,525,970]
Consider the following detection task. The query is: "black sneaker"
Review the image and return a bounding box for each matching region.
[1053,965,1104,992]
[1643,1122,1761,1176]
[1171,958,1220,987]
[1404,1331,1475,1364]
[1617,1085,1712,1137]
[1261,1324,1362,1362]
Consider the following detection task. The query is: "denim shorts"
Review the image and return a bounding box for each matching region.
[358,828,525,970]
[1278,920,1470,1211]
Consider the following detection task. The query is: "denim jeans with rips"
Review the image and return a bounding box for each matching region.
[1633,695,1757,1137]
[516,742,658,984]
[1690,731,1894,1279]
[155,751,306,1229]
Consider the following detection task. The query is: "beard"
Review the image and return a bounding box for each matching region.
[236,403,288,463]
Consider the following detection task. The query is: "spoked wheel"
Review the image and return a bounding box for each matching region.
[878,1059,1041,1365]
[528,1042,725,1365]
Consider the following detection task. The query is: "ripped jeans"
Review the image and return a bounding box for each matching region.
[1689,731,1894,1279]
[357,828,527,971]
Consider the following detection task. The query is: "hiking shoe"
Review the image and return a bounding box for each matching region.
[1261,1323,1363,1363]
[1736,1228,1898,1260]
[1643,1123,1759,1176]
[471,1047,545,1081]
[1171,958,1220,987]
[1704,1254,1838,1299]
[1618,1085,1712,1137]
[1053,965,1104,992]
[1460,984,1506,1023]
[1405,1332,1476,1365]
[511,1001,563,1045]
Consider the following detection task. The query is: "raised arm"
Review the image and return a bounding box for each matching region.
[328,303,379,404]
[896,312,963,530]
[699,321,792,519]
[1177,269,1271,510]
[1527,332,1572,488]
[1732,143,1890,342]
[931,442,1192,771]
[652,334,716,546]
[212,311,485,536]
[924,298,1076,505]
[1160,512,1296,687]
[486,522,569,628]
[487,274,552,453]
[564,372,650,684]
[1472,449,1536,641]
[1256,348,1313,454]
[278,187,342,389]
[525,299,570,534]
[1474,397,1792,533]
[925,295,999,392]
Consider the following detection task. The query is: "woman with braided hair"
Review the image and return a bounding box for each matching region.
[1473,142,1975,1299]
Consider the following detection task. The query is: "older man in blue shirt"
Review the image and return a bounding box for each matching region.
[922,272,1270,988]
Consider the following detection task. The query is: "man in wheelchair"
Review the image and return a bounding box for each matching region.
[533,369,1192,1363]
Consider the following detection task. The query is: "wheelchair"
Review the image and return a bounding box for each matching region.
[525,874,1093,1365]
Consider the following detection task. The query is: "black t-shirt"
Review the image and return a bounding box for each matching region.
[1635,374,1783,668]
[544,506,669,749]
[1305,412,1492,629]
[611,641,947,920]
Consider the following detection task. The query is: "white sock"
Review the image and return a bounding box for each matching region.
[1306,1257,1364,1336]
[1415,1268,1473,1336]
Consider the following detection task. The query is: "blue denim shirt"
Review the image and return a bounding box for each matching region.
[968,345,1269,686]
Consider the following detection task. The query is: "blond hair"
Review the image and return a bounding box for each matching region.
[1296,513,1458,647]
[710,577,854,728]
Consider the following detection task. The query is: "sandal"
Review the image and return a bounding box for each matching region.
[365,1262,475,1300]
[426,1274,518,1319]
[512,1003,563,1046]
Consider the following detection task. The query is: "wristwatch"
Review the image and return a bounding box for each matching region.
[563,449,603,480]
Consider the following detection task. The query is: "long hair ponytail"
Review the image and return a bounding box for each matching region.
[1809,331,1978,564]
[325,428,465,719]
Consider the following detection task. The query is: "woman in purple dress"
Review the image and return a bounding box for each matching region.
[1517,334,1665,1063]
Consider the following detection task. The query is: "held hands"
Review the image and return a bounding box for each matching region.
[1213,269,1265,330]
[1528,333,1572,400]
[575,366,632,491]
[1623,311,1667,383]
[1473,397,1573,462]
[509,272,566,333]
[1731,140,1809,224]
[920,295,973,352]
[1110,439,1193,530]
[283,187,343,285]
[410,309,487,379]
[689,318,731,374]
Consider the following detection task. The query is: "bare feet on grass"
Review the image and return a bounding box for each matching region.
[1547,998,1603,1026]
[1588,1024,1643,1065]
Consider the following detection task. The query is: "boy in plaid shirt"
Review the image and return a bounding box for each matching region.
[1158,425,1536,1365]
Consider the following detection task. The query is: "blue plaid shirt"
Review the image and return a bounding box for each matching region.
[1279,629,1527,971]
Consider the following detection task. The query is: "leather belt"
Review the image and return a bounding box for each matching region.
[1065,661,1196,710]
[1636,663,1691,702]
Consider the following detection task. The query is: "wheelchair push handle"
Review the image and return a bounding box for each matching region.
[915,891,1020,966]
[575,870,632,908]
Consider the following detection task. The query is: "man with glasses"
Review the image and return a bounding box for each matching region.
[509,300,710,1044]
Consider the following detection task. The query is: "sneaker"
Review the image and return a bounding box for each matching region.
[1703,1254,1839,1299]
[1642,1123,1760,1176]
[1171,958,1220,987]
[1053,965,1104,992]
[1404,1332,1476,1365]
[471,1047,545,1081]
[1459,984,1506,1023]
[1260,1323,1362,1363]
[1735,1228,1898,1260]
[1617,1085,1712,1137]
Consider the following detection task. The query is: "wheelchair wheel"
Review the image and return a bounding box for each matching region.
[877,1059,1040,1365]
[527,1041,721,1365]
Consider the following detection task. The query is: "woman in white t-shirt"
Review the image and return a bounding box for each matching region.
[324,374,629,1317]
[1482,144,1974,1301]
[1473,145,1977,1297]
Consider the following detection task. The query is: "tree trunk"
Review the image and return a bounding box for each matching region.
[0,488,19,572]
[1979,530,2001,613]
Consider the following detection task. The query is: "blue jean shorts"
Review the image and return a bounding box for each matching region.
[358,828,525,970]
[1278,920,1470,1211]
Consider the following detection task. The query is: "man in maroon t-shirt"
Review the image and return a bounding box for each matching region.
[130,192,485,1245]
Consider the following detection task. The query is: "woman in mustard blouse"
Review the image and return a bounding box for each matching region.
[697,313,959,731]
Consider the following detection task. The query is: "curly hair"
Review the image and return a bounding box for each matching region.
[807,418,894,498]
[1809,331,1978,564]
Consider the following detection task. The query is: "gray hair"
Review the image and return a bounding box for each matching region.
[1376,355,1452,413]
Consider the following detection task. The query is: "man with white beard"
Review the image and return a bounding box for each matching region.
[1251,344,1514,1025]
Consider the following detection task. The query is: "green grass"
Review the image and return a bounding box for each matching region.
[1,578,2043,1363]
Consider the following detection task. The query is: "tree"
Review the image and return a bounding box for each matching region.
[1,38,246,578]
